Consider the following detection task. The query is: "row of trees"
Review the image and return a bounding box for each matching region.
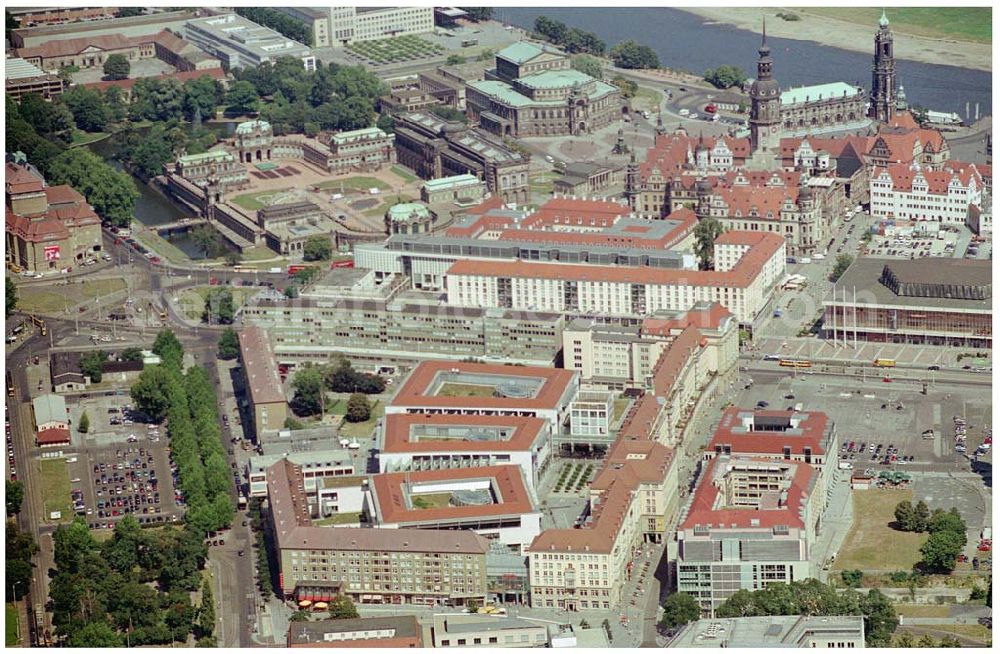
[248,498,275,598]
[6,277,17,318]
[533,16,606,55]
[49,516,211,646]
[129,330,233,536]
[230,58,386,137]
[235,7,312,46]
[7,484,38,602]
[291,358,386,417]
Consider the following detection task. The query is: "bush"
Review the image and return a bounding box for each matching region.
[345,393,371,423]
[78,411,90,434]
[841,569,863,587]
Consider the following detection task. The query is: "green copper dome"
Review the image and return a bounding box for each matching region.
[879,9,889,28]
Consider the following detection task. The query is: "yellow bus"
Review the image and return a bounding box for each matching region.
[779,359,812,369]
[873,359,896,368]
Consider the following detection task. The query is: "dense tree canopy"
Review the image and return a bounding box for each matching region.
[6,277,17,318]
[660,592,701,629]
[291,364,326,416]
[704,65,747,89]
[694,218,726,269]
[6,479,24,515]
[303,235,333,261]
[236,7,311,45]
[103,54,130,81]
[217,328,240,360]
[346,393,372,423]
[571,55,604,79]
[48,148,138,228]
[459,7,494,21]
[202,287,235,325]
[610,40,660,69]
[533,16,605,55]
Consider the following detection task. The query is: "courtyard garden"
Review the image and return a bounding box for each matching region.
[553,462,596,494]
[346,35,444,65]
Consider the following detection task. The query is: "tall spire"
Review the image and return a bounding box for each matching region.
[762,15,767,46]
[879,8,889,28]
[758,15,771,57]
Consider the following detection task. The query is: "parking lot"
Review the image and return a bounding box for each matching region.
[732,369,992,472]
[64,393,184,530]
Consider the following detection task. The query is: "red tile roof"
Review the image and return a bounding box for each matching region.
[878,162,982,195]
[43,185,85,207]
[389,361,577,411]
[708,407,831,457]
[380,413,546,453]
[642,302,732,336]
[5,163,45,195]
[679,455,815,530]
[371,465,536,525]
[446,231,784,289]
[82,67,225,93]
[36,427,71,446]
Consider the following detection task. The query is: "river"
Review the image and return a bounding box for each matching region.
[87,121,237,259]
[500,7,991,118]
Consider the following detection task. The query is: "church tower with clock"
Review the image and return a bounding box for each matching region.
[749,19,781,157]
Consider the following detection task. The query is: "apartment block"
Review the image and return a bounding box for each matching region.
[237,326,287,438]
[673,456,820,610]
[445,231,786,328]
[267,459,489,606]
[870,161,985,226]
[378,414,552,495]
[4,58,63,102]
[386,361,580,435]
[431,614,549,648]
[326,7,435,46]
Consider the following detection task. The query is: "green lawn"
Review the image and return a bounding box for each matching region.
[347,35,444,64]
[133,229,193,266]
[893,604,951,618]
[612,397,632,424]
[831,489,928,572]
[231,188,297,211]
[178,286,257,321]
[437,382,497,398]
[313,512,362,526]
[798,8,991,44]
[70,129,110,146]
[39,459,72,523]
[6,604,19,646]
[411,492,453,509]
[632,86,664,113]
[390,166,418,183]
[338,402,384,439]
[316,176,390,192]
[19,277,126,314]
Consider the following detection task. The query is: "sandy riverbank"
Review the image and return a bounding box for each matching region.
[681,8,991,72]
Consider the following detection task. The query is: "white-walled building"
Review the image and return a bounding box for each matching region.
[328,7,435,45]
[870,161,985,225]
[247,450,356,497]
[445,231,786,326]
[377,413,553,495]
[183,13,315,71]
[367,465,542,551]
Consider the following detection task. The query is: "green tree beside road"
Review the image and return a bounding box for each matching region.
[48,148,138,228]
[78,411,90,434]
[610,40,660,69]
[831,254,854,282]
[6,479,24,515]
[704,65,746,89]
[659,592,701,629]
[6,277,17,318]
[217,328,240,360]
[328,595,360,619]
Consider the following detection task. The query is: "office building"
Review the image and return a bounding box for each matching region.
[247,450,356,498]
[667,615,866,648]
[444,230,786,327]
[354,198,697,292]
[368,465,542,550]
[326,7,435,46]
[274,7,332,48]
[377,413,552,494]
[287,616,422,647]
[386,361,580,434]
[237,326,288,438]
[563,302,737,391]
[4,58,63,102]
[183,13,315,71]
[421,174,487,205]
[673,456,820,610]
[430,614,549,648]
[266,458,489,606]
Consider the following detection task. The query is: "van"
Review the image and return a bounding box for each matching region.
[679,108,690,116]
[814,253,826,261]
[794,403,803,412]
[799,257,812,264]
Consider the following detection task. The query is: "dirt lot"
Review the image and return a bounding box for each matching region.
[832,488,928,572]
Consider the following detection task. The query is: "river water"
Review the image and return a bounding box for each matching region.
[87,122,237,258]
[500,7,991,118]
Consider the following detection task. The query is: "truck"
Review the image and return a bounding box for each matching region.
[268,267,282,274]
[287,265,306,276]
